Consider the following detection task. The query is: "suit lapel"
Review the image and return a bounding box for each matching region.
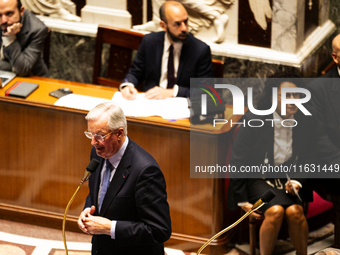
[99,140,133,215]
[155,32,164,83]
[177,36,191,83]
[330,66,340,78]
[93,158,105,211]
[17,11,30,43]
[328,74,340,125]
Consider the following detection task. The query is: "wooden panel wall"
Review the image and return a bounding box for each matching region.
[0,99,231,253]
[0,101,91,216]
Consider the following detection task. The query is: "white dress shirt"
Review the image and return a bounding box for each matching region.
[86,137,129,239]
[273,111,294,166]
[119,34,182,97]
[158,34,182,96]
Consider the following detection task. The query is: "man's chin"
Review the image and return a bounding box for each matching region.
[178,35,188,43]
[95,147,104,155]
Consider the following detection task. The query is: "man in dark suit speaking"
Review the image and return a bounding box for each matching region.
[0,0,49,77]
[77,101,171,255]
[120,0,213,100]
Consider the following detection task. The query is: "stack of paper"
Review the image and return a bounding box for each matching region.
[54,92,190,119]
[54,94,110,111]
[111,92,190,119]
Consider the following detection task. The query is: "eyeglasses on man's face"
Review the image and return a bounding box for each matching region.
[84,129,117,142]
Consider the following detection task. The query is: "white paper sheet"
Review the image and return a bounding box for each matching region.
[54,93,190,120]
[54,94,110,111]
[111,92,190,119]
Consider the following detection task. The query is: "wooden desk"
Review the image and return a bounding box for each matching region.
[0,77,240,254]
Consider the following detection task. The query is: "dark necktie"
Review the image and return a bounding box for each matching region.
[98,159,113,213]
[167,44,175,89]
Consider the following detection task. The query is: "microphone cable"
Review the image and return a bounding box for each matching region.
[196,189,276,255]
[62,183,83,255]
[62,158,99,255]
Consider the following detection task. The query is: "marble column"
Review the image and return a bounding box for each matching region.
[271,0,305,53]
[81,0,131,29]
[319,0,330,26]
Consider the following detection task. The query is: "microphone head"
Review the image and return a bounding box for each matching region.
[86,158,100,173]
[261,190,276,203]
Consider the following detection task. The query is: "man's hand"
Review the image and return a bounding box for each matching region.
[145,86,174,99]
[83,213,112,236]
[78,205,112,235]
[3,22,22,36]
[121,86,138,100]
[285,182,300,196]
[241,203,264,220]
[78,205,95,234]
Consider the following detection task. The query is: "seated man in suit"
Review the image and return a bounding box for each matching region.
[322,33,340,78]
[308,33,340,166]
[0,0,49,77]
[77,101,171,255]
[307,33,340,195]
[120,0,213,100]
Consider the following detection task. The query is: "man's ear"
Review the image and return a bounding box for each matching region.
[117,128,125,139]
[20,6,25,17]
[159,20,167,32]
[332,53,338,65]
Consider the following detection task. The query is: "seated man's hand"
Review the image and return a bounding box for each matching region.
[3,22,22,36]
[145,86,174,99]
[121,86,138,100]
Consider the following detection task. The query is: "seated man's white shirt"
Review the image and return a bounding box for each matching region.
[158,34,182,96]
[1,35,16,60]
[119,34,182,97]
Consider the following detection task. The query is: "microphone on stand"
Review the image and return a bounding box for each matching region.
[80,158,100,184]
[196,189,276,255]
[251,189,276,211]
[62,158,100,255]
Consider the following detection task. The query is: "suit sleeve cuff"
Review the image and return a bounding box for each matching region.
[110,220,117,239]
[119,82,134,91]
[173,85,179,97]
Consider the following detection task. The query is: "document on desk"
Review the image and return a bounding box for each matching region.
[111,92,190,119]
[54,92,190,119]
[54,94,110,111]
